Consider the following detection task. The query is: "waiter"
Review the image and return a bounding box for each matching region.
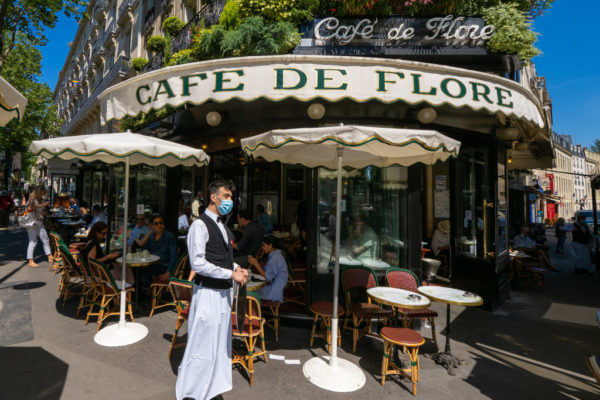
[176,180,248,400]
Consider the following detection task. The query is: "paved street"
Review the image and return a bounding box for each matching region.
[0,226,599,400]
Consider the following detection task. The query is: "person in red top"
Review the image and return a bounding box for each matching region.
[0,189,15,228]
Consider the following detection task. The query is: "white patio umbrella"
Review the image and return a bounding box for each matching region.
[0,75,27,126]
[241,124,460,392]
[30,132,209,347]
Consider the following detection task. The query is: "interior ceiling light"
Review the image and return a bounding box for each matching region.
[417,107,437,124]
[307,103,326,120]
[206,111,222,127]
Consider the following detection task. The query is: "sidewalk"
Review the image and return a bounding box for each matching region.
[0,227,599,399]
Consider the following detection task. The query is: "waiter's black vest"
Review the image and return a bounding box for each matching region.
[194,213,234,289]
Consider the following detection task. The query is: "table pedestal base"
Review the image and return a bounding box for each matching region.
[303,356,366,392]
[425,351,462,375]
[94,322,148,347]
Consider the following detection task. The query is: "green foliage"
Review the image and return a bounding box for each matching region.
[146,35,167,53]
[238,0,318,24]
[220,0,243,30]
[0,0,86,72]
[162,16,185,36]
[131,57,149,72]
[121,106,179,132]
[194,16,301,59]
[483,3,540,61]
[591,139,600,154]
[0,33,62,185]
[165,49,195,66]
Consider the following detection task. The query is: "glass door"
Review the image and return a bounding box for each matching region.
[455,148,492,261]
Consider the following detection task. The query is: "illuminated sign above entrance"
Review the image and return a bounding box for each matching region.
[295,16,495,57]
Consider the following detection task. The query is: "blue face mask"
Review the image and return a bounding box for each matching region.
[217,199,233,216]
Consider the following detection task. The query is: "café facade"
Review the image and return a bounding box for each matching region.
[97,15,552,310]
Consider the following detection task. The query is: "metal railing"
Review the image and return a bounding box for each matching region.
[62,56,131,133]
[141,1,226,74]
[118,0,138,22]
[144,7,156,33]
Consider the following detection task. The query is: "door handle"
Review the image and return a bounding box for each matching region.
[483,200,494,260]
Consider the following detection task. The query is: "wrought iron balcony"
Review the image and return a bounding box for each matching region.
[161,0,174,12]
[93,0,108,19]
[118,0,138,25]
[103,21,117,46]
[142,3,225,74]
[144,7,156,34]
[62,56,131,133]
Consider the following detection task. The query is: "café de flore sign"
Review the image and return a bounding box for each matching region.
[294,15,495,57]
[99,55,544,128]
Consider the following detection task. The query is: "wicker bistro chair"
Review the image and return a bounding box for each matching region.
[380,327,425,396]
[149,253,189,317]
[342,265,392,352]
[281,249,306,306]
[76,256,103,325]
[87,258,135,332]
[49,231,82,274]
[309,301,345,354]
[56,242,86,306]
[167,278,193,359]
[58,245,98,319]
[385,268,439,352]
[232,291,268,386]
[586,354,600,384]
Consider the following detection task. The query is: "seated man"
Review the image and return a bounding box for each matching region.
[233,209,264,267]
[256,203,273,234]
[513,225,555,271]
[248,236,288,303]
[178,205,191,233]
[513,225,535,248]
[135,214,177,289]
[88,204,107,228]
[352,214,380,261]
[128,213,150,250]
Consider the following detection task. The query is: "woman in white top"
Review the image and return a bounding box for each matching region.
[26,186,52,268]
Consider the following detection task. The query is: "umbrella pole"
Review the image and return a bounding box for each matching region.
[119,158,130,328]
[329,147,343,367]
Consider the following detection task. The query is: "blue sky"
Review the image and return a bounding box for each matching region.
[39,0,599,148]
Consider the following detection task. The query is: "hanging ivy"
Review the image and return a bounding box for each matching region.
[483,3,540,61]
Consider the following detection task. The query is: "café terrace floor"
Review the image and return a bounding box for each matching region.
[0,227,599,400]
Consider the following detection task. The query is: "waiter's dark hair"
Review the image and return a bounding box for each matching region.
[262,235,279,248]
[208,180,235,199]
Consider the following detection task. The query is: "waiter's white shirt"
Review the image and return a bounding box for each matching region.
[187,209,239,280]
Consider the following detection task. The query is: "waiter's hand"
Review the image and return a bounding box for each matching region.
[232,269,248,286]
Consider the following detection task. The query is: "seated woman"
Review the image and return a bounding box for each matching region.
[81,221,134,286]
[248,236,289,303]
[134,214,177,289]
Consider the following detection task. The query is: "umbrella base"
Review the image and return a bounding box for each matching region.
[94,322,148,347]
[303,356,366,392]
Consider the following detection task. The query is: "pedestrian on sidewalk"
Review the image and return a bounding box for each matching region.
[176,180,248,400]
[26,185,52,268]
[555,218,567,253]
[570,214,593,274]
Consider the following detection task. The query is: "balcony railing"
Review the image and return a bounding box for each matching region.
[62,56,131,133]
[104,21,117,46]
[144,7,156,34]
[142,2,226,74]
[118,0,138,25]
[93,0,108,19]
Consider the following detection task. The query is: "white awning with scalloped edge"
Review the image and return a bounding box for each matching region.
[99,55,545,128]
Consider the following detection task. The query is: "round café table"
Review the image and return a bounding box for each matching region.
[417,286,482,375]
[361,258,390,271]
[58,219,86,243]
[116,254,160,312]
[247,273,266,292]
[367,287,431,310]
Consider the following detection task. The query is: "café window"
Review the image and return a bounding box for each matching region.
[316,165,408,275]
[455,149,489,258]
[497,151,508,255]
